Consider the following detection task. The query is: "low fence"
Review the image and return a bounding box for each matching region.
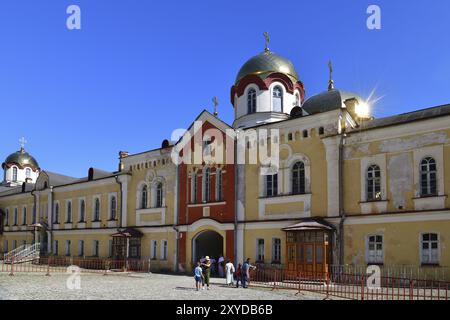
[1,256,151,275]
[250,267,450,300]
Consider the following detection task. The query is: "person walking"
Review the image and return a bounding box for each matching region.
[242,258,256,288]
[194,262,203,291]
[235,263,242,288]
[201,256,212,290]
[218,255,225,278]
[224,260,235,286]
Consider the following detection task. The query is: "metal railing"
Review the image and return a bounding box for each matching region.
[249,267,450,300]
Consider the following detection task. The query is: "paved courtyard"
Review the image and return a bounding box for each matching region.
[0,272,325,300]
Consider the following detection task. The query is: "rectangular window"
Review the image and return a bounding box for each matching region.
[108,240,113,258]
[53,240,59,256]
[256,239,265,262]
[12,240,17,250]
[151,240,157,260]
[22,207,27,225]
[367,235,383,264]
[421,233,439,265]
[5,210,9,226]
[266,174,278,197]
[65,240,71,256]
[272,238,281,263]
[160,240,168,260]
[3,240,8,253]
[13,208,18,225]
[92,240,99,257]
[78,240,84,257]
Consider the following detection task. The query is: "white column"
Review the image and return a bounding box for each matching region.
[118,175,131,227]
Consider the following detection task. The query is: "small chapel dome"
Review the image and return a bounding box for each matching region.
[2,147,40,171]
[302,89,364,115]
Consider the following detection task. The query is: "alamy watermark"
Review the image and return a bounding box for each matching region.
[66,265,81,290]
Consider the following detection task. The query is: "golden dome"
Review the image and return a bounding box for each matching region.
[235,52,299,85]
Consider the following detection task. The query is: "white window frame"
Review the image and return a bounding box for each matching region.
[420,233,440,265]
[66,200,72,223]
[54,201,60,224]
[13,207,18,226]
[53,240,59,256]
[78,240,84,257]
[419,157,437,196]
[247,88,257,114]
[150,240,158,260]
[367,164,382,201]
[93,196,101,221]
[92,240,99,257]
[366,234,384,264]
[78,198,86,222]
[272,238,281,263]
[160,239,168,260]
[108,193,118,220]
[202,167,211,203]
[256,238,265,262]
[65,240,71,256]
[22,206,27,225]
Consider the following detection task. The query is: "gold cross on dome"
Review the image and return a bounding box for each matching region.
[263,32,270,53]
[19,137,27,150]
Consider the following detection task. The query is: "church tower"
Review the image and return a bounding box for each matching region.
[230,33,305,129]
[1,138,40,186]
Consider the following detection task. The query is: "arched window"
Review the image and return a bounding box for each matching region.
[156,183,163,207]
[66,202,72,223]
[247,88,257,114]
[266,173,278,197]
[295,93,300,106]
[54,203,59,224]
[216,169,223,201]
[12,167,18,182]
[272,86,283,112]
[110,196,117,220]
[141,185,148,209]
[292,162,305,195]
[203,168,211,202]
[191,173,197,204]
[367,165,381,201]
[25,168,31,179]
[94,198,100,221]
[420,157,437,196]
[79,200,85,222]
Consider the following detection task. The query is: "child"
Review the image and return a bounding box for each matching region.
[194,262,203,291]
[235,263,242,288]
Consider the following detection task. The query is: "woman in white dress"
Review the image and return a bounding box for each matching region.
[225,260,235,286]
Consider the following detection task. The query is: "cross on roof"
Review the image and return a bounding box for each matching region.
[19,137,27,150]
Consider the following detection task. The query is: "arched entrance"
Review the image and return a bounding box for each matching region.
[192,230,223,265]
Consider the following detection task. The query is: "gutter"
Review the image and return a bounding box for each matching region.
[114,176,123,229]
[338,118,347,266]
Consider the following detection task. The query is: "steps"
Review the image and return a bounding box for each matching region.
[3,243,41,264]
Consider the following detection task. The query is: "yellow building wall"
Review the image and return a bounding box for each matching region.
[345,220,450,267]
[243,228,286,264]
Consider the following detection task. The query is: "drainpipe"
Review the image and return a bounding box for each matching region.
[338,117,347,266]
[115,176,123,228]
[233,132,238,267]
[49,186,54,255]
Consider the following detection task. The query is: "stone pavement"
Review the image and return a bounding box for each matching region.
[0,272,325,300]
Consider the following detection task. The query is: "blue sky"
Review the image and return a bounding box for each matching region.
[1,0,449,177]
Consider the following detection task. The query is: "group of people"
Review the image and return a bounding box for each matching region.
[194,256,256,291]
